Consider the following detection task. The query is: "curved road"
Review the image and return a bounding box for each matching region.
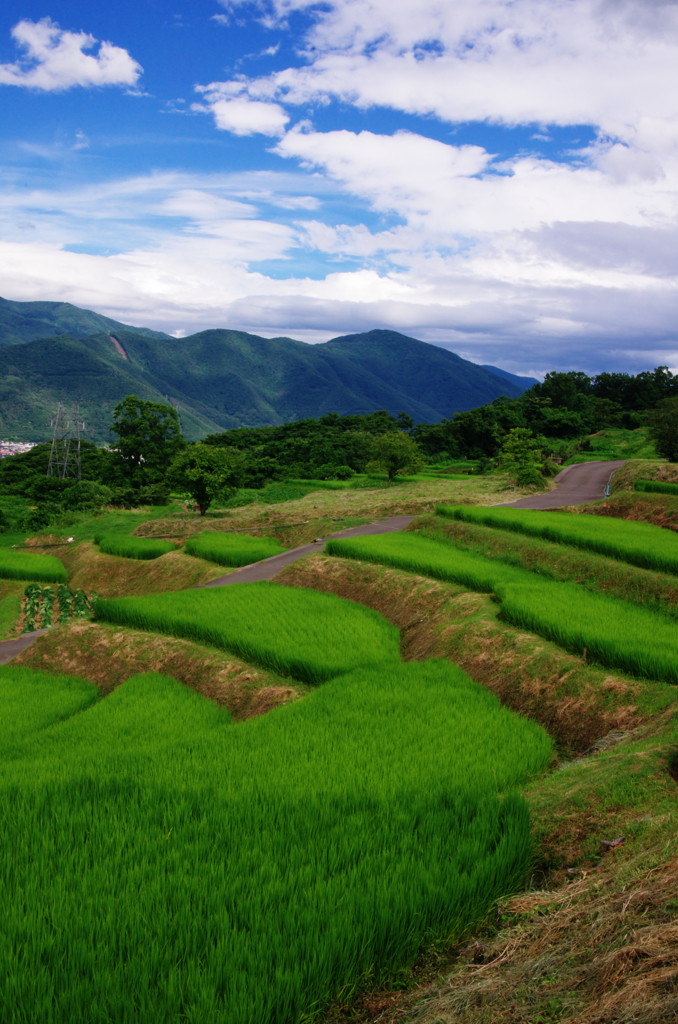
[498,459,625,509]
[0,463,623,663]
[199,514,416,586]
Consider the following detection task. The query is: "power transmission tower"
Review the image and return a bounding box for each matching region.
[47,404,85,481]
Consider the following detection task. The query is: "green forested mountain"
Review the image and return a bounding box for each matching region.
[0,297,534,441]
[0,297,170,348]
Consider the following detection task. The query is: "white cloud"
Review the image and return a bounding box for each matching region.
[206,0,678,155]
[195,80,290,135]
[0,18,142,92]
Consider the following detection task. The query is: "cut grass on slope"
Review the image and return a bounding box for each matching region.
[437,504,678,575]
[411,516,678,619]
[184,531,285,567]
[95,582,400,684]
[327,532,678,686]
[0,664,552,1024]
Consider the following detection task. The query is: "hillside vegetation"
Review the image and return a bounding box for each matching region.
[0,297,533,440]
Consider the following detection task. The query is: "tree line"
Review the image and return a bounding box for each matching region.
[1,366,677,528]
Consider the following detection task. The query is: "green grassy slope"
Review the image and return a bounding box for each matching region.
[0,296,170,347]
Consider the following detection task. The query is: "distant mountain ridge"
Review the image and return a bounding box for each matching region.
[0,297,536,441]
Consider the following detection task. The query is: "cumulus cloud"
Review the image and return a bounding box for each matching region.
[0,18,142,91]
[209,0,678,150]
[195,80,290,135]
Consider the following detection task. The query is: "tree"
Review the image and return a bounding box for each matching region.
[648,397,678,462]
[169,444,245,515]
[367,432,424,482]
[500,428,545,486]
[111,396,184,486]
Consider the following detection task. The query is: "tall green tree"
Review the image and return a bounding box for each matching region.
[169,444,245,515]
[111,396,184,486]
[648,397,678,462]
[499,428,545,486]
[367,432,424,482]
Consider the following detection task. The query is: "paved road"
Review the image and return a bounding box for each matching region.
[0,628,50,666]
[498,460,626,509]
[200,515,415,586]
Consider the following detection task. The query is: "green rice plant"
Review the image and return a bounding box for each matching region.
[634,479,678,496]
[184,531,285,567]
[285,477,354,490]
[437,504,678,575]
[328,531,678,685]
[326,532,533,592]
[0,547,67,583]
[95,582,401,683]
[38,585,55,628]
[0,665,98,753]
[0,588,22,640]
[94,532,177,560]
[495,580,678,685]
[0,663,552,1024]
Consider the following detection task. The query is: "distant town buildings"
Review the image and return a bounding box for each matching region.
[0,441,38,458]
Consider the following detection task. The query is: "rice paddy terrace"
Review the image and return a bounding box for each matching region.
[1,462,677,1024]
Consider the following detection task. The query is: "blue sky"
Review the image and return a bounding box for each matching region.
[1,0,677,377]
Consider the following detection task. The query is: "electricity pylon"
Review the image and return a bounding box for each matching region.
[47,404,85,481]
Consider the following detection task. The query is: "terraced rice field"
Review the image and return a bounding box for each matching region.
[0,547,67,583]
[328,529,678,686]
[437,504,678,575]
[0,649,551,1023]
[94,533,177,560]
[184,531,285,566]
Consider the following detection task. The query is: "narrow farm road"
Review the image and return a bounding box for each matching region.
[498,459,626,509]
[199,514,415,587]
[0,628,50,666]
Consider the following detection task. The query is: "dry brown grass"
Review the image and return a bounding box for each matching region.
[13,620,302,720]
[323,854,678,1024]
[134,475,529,544]
[48,541,225,597]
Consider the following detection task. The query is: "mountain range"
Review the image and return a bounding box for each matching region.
[0,297,535,442]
